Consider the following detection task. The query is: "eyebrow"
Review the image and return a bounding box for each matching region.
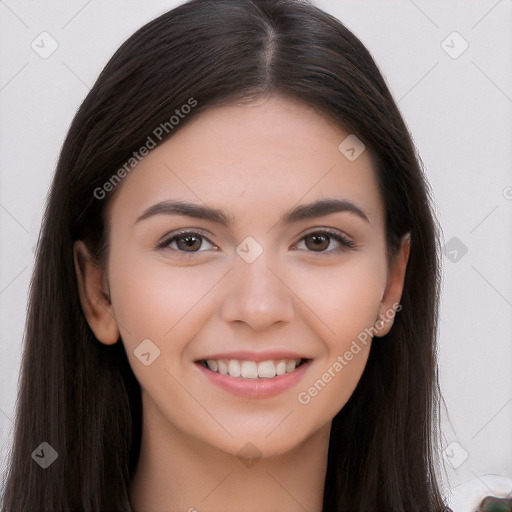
[135,197,370,226]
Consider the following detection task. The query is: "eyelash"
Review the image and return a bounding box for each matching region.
[156,228,356,256]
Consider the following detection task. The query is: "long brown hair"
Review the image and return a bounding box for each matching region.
[1,0,449,510]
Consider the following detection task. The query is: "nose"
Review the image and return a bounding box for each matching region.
[219,252,295,331]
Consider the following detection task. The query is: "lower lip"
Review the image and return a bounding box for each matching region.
[196,360,312,398]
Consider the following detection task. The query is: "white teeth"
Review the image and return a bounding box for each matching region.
[217,360,228,375]
[258,360,276,378]
[240,361,258,379]
[286,360,297,373]
[202,358,304,379]
[276,360,286,376]
[228,359,241,377]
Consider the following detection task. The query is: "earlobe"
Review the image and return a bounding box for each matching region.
[73,240,120,345]
[374,233,410,337]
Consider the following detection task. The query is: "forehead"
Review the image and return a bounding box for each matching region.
[107,95,384,228]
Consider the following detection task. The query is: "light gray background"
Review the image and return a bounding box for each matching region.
[1,1,511,510]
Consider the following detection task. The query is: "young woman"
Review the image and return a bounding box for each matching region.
[1,0,452,510]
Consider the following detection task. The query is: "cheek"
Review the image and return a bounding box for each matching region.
[289,253,388,344]
[106,247,220,348]
[288,254,386,419]
[107,253,227,404]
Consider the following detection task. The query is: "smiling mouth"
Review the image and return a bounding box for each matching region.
[198,358,309,379]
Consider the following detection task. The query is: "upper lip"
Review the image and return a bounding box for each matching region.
[196,351,310,362]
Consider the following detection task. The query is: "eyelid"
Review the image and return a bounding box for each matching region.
[298,226,353,242]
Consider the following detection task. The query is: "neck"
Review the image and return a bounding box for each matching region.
[129,396,331,512]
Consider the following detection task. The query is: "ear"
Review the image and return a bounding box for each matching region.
[73,240,119,345]
[373,233,410,337]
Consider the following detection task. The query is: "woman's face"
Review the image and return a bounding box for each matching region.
[75,95,408,458]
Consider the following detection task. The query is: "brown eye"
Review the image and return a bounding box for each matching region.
[176,234,203,251]
[304,233,330,251]
[296,230,355,254]
[157,231,215,253]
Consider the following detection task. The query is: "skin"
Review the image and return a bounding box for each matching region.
[74,94,409,512]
